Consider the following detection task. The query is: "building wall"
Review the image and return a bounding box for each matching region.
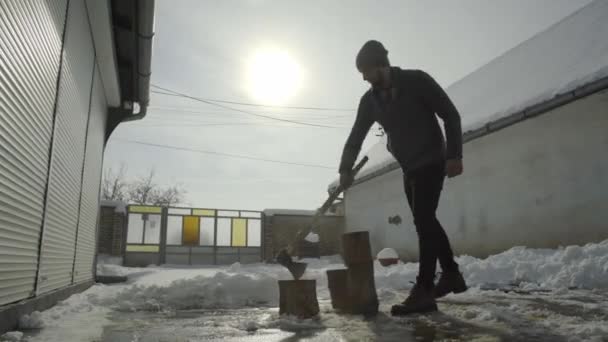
[344,91,608,260]
[0,0,109,306]
[37,0,96,294]
[0,0,67,307]
[263,214,345,261]
[73,65,108,283]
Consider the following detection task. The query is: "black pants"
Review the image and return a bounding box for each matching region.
[404,162,459,289]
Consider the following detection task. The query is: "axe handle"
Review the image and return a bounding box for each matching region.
[291,156,369,247]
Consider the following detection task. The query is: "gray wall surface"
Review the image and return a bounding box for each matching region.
[0,0,67,306]
[37,0,96,294]
[0,0,109,306]
[345,91,608,260]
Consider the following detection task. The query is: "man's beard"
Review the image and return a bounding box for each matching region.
[370,70,385,88]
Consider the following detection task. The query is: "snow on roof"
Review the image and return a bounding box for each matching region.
[331,0,608,188]
[263,209,341,217]
[100,199,128,214]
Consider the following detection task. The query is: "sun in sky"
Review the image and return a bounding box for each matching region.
[246,47,304,105]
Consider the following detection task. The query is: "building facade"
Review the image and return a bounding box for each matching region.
[0,0,154,333]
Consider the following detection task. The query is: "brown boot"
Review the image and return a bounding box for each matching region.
[391,280,438,316]
[433,270,468,298]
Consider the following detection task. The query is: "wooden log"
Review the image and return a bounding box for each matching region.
[341,231,372,266]
[278,280,320,318]
[346,261,378,315]
[326,269,349,311]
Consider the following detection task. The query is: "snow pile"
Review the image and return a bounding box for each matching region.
[18,290,112,342]
[97,254,123,265]
[305,232,320,243]
[96,254,127,277]
[96,263,130,277]
[19,311,44,329]
[374,261,419,292]
[459,239,608,290]
[0,332,23,342]
[372,239,608,292]
[108,271,279,312]
[91,239,608,316]
[377,248,399,260]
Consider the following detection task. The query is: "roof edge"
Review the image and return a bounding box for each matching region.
[86,0,121,107]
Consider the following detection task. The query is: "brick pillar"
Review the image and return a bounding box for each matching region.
[98,207,115,254]
[263,216,274,262]
[111,212,126,256]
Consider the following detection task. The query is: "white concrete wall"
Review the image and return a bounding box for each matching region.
[345,91,608,260]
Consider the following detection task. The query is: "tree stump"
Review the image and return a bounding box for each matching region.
[341,231,372,265]
[326,269,349,311]
[346,261,378,315]
[278,280,320,318]
[340,231,378,315]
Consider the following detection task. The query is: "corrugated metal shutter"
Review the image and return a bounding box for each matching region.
[0,0,67,306]
[37,0,95,294]
[73,65,107,284]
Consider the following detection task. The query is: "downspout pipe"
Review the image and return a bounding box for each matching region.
[123,0,155,122]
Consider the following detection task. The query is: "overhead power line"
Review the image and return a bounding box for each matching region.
[112,138,336,170]
[132,122,321,129]
[147,105,353,120]
[150,86,355,111]
[149,85,341,129]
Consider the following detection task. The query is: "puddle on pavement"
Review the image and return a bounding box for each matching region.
[99,303,513,342]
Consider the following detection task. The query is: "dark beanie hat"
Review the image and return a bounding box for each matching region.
[356,40,389,71]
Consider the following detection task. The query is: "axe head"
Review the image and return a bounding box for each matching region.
[276,248,307,280]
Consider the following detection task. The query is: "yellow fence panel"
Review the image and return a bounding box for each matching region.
[192,209,215,217]
[129,205,162,214]
[183,216,200,246]
[232,218,247,247]
[126,245,160,252]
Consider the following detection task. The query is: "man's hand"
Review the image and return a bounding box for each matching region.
[445,159,463,178]
[340,171,355,190]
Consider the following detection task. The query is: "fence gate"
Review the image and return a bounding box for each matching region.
[124,206,263,266]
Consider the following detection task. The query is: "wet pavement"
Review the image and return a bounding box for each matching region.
[98,290,608,342]
[99,304,503,342]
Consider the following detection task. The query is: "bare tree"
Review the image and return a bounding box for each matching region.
[126,169,187,206]
[153,185,185,206]
[127,169,159,205]
[102,164,128,201]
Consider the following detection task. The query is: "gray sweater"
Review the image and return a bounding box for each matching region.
[339,67,462,173]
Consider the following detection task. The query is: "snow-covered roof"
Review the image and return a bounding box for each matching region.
[331,0,608,189]
[100,199,128,214]
[263,209,341,217]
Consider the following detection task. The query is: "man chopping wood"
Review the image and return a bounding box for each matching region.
[339,40,468,315]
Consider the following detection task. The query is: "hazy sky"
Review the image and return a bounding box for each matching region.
[104,0,592,211]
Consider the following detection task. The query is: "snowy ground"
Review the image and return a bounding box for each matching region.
[2,240,608,342]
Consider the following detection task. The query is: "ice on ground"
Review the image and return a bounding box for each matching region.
[0,331,23,342]
[305,232,320,243]
[377,247,399,259]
